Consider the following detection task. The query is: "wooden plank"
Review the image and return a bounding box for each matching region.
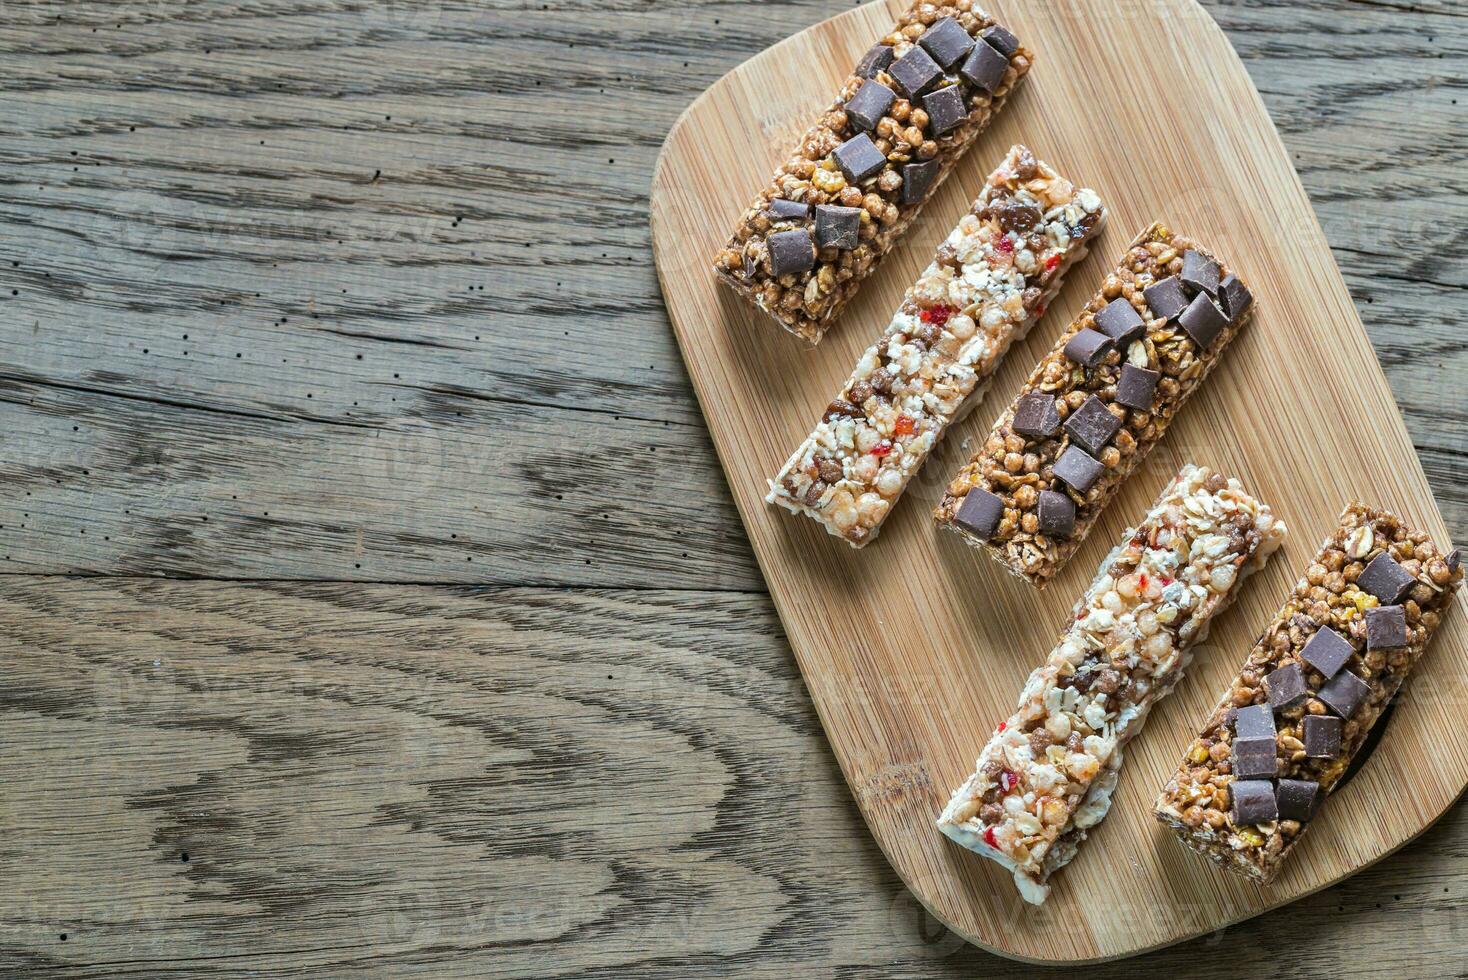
[651,0,1468,960]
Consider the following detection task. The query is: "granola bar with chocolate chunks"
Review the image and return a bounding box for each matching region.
[1153,505,1463,883]
[937,464,1286,903]
[934,223,1255,587]
[767,146,1104,546]
[713,3,1034,345]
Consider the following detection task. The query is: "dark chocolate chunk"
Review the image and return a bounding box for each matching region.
[1264,662,1308,710]
[854,42,895,79]
[1218,273,1253,322]
[1063,395,1122,455]
[844,79,896,132]
[1094,297,1146,345]
[1357,552,1416,604]
[1231,779,1278,826]
[767,229,814,278]
[1231,735,1278,779]
[918,16,974,68]
[1177,292,1229,350]
[814,204,861,250]
[1234,703,1276,740]
[1275,779,1320,822]
[765,199,810,222]
[1142,276,1190,322]
[958,39,1007,93]
[1012,392,1061,439]
[889,44,943,97]
[1317,670,1371,719]
[1115,364,1160,411]
[1366,604,1408,650]
[980,24,1019,57]
[1448,549,1461,573]
[1063,328,1114,368]
[923,85,968,137]
[901,160,941,205]
[1037,489,1075,539]
[1301,625,1353,680]
[1180,249,1220,297]
[832,133,887,183]
[1053,446,1104,493]
[953,487,1005,541]
[1302,714,1342,758]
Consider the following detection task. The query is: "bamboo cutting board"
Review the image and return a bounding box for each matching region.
[649,0,1467,962]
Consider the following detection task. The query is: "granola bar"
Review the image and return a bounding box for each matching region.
[765,146,1104,546]
[713,3,1033,344]
[934,223,1256,587]
[1154,505,1462,883]
[937,464,1286,903]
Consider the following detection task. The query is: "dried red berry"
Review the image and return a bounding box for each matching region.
[893,415,916,437]
[870,440,893,458]
[919,303,956,327]
[1000,769,1018,794]
[1044,253,1061,272]
[994,235,1014,255]
[983,827,999,849]
[997,721,1007,732]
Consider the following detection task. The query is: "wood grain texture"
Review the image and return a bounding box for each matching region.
[0,0,1464,975]
[652,0,1468,961]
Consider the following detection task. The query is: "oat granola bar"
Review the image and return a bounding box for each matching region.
[934,223,1256,587]
[713,3,1033,344]
[1154,505,1462,883]
[937,464,1286,903]
[765,146,1104,546]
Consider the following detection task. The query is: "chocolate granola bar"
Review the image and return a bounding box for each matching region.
[713,3,1033,344]
[934,223,1255,587]
[1154,505,1462,883]
[937,464,1286,903]
[766,146,1104,545]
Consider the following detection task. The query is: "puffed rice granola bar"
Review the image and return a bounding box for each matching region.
[1154,505,1461,883]
[935,223,1256,587]
[713,2,1033,344]
[766,145,1104,546]
[937,464,1286,904]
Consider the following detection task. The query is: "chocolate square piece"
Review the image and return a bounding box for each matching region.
[844,79,895,132]
[1037,489,1075,539]
[923,85,968,137]
[1053,446,1104,493]
[1094,297,1146,345]
[1218,273,1253,322]
[1115,364,1160,411]
[1231,779,1278,826]
[1303,714,1342,758]
[1142,276,1190,322]
[1318,670,1371,719]
[1012,393,1061,439]
[1301,625,1353,680]
[764,199,809,222]
[1231,735,1278,779]
[832,133,887,183]
[814,205,861,250]
[1264,662,1308,709]
[889,45,943,96]
[854,42,895,79]
[1063,328,1113,368]
[1276,779,1320,822]
[980,24,1019,57]
[767,229,814,278]
[1449,549,1461,573]
[918,16,974,68]
[1358,552,1416,604]
[1180,249,1220,297]
[953,487,1004,541]
[958,40,1007,93]
[1366,604,1408,650]
[1063,395,1122,455]
[1178,293,1229,350]
[901,160,940,205]
[1234,703,1276,740]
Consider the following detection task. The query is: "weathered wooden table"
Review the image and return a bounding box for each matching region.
[1,1,1463,975]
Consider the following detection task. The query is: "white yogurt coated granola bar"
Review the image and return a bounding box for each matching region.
[766,145,1104,546]
[937,464,1286,903]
